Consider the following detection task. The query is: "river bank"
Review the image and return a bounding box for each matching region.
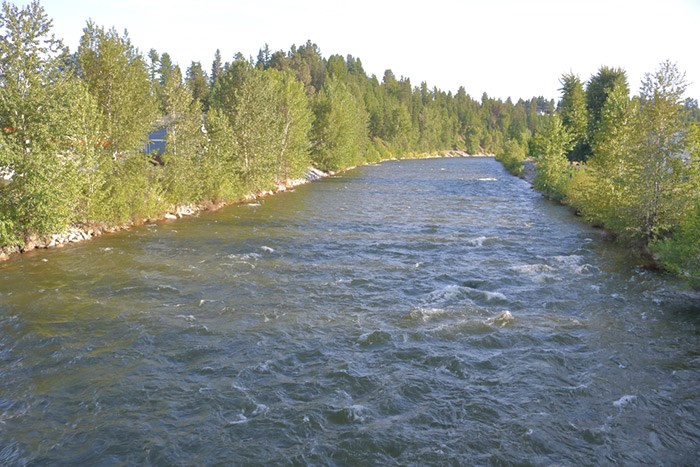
[519,159,537,184]
[0,166,327,263]
[0,149,481,263]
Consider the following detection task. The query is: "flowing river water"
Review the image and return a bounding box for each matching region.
[0,157,698,464]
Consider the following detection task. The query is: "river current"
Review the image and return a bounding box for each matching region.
[0,157,698,464]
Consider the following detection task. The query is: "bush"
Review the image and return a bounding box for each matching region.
[652,203,700,289]
[496,139,526,176]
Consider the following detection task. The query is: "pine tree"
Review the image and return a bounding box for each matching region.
[210,48,223,89]
[186,61,209,108]
[559,73,589,160]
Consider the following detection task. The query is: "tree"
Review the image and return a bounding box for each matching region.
[186,61,209,108]
[77,21,158,155]
[0,0,64,153]
[0,1,102,241]
[210,48,223,88]
[210,61,286,189]
[159,65,207,204]
[624,61,693,242]
[201,107,240,202]
[652,202,700,288]
[269,69,312,181]
[255,43,270,70]
[289,40,325,94]
[496,138,527,176]
[559,73,589,160]
[531,115,573,199]
[158,52,174,85]
[567,83,635,231]
[311,77,368,171]
[586,66,629,133]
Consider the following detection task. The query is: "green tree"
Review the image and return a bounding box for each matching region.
[586,66,629,134]
[210,48,223,88]
[270,69,312,180]
[311,77,368,171]
[210,61,286,189]
[289,40,325,94]
[624,61,694,242]
[652,202,700,288]
[567,83,636,231]
[496,138,527,176]
[531,114,573,199]
[159,65,207,204]
[201,107,240,202]
[77,21,158,155]
[559,73,589,160]
[0,1,102,242]
[186,60,209,108]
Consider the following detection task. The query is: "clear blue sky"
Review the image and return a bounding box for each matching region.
[20,0,700,101]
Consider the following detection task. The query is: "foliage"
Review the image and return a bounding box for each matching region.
[624,61,693,242]
[1,1,102,243]
[566,84,635,231]
[272,69,313,180]
[496,139,526,176]
[77,21,158,154]
[0,0,551,259]
[531,115,573,200]
[311,77,368,171]
[559,73,589,161]
[537,60,700,285]
[586,66,629,131]
[652,202,700,289]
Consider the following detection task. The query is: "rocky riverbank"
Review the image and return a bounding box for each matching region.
[0,167,329,262]
[520,159,536,184]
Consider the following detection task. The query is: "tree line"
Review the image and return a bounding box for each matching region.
[0,1,550,253]
[496,63,700,287]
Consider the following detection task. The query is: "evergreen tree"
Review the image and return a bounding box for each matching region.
[559,73,589,160]
[210,48,223,88]
[586,66,629,133]
[255,43,270,70]
[186,61,209,108]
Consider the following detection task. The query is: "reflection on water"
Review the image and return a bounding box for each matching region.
[0,157,698,464]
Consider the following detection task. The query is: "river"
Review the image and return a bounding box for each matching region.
[0,157,698,464]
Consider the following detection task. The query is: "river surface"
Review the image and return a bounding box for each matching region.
[0,157,698,465]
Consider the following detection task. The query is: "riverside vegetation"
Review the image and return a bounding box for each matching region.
[496,65,700,289]
[1,1,698,288]
[0,1,550,259]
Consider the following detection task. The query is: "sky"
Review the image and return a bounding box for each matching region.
[19,0,700,101]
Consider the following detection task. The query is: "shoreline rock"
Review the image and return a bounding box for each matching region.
[0,166,333,263]
[519,159,536,185]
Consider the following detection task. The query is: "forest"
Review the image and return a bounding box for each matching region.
[1,1,698,287]
[0,1,549,253]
